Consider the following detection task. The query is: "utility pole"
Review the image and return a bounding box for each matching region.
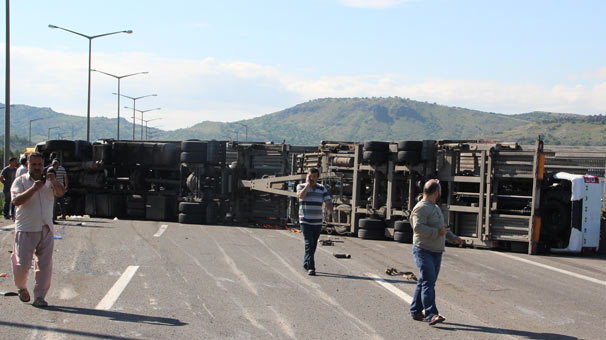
[4,0,11,166]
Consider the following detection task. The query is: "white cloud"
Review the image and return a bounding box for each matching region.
[1,43,605,132]
[339,0,412,9]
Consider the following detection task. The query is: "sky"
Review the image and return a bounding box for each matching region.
[1,0,606,130]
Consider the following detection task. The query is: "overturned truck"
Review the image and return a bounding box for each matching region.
[35,138,604,255]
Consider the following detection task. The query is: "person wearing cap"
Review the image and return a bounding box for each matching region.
[409,179,462,325]
[10,152,65,307]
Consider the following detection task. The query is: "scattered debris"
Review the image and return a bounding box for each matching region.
[1,291,17,296]
[385,267,418,281]
[320,238,344,246]
[53,235,63,240]
[333,253,351,259]
[113,217,119,221]
[0,273,8,277]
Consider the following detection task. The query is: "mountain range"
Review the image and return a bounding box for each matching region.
[1,98,604,154]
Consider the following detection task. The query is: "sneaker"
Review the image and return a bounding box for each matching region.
[32,297,48,308]
[307,269,316,276]
[428,314,446,325]
[18,288,30,302]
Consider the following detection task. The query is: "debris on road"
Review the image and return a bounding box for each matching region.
[333,253,351,258]
[53,235,63,240]
[1,291,17,297]
[0,272,8,277]
[320,238,344,246]
[386,267,418,281]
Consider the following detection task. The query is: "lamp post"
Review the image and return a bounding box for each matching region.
[142,117,162,140]
[92,69,148,140]
[114,93,156,139]
[233,122,248,142]
[29,117,44,145]
[47,126,59,140]
[48,24,132,142]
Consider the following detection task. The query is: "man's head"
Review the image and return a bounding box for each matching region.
[28,152,44,180]
[423,179,441,203]
[52,159,59,170]
[8,157,17,168]
[19,155,27,166]
[307,168,320,185]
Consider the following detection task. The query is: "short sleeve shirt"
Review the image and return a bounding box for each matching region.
[55,166,67,186]
[11,173,56,232]
[297,183,331,226]
[1,166,16,191]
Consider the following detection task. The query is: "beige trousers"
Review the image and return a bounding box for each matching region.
[11,226,54,299]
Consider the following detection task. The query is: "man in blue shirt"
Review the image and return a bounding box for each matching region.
[297,168,333,276]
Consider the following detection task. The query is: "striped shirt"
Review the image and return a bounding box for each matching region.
[297,183,331,226]
[55,166,67,186]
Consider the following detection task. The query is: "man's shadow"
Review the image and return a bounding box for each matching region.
[315,272,417,284]
[435,322,578,340]
[45,305,187,326]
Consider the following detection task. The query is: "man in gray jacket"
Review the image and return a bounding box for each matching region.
[410,179,462,325]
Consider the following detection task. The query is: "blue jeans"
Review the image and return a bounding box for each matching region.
[410,245,443,320]
[301,223,322,270]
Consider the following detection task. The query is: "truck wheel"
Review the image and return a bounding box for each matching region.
[358,228,385,240]
[363,141,390,152]
[397,141,422,151]
[393,231,413,243]
[397,151,421,165]
[178,213,205,225]
[180,152,205,164]
[362,151,388,164]
[45,140,76,152]
[179,201,206,214]
[359,218,385,230]
[394,221,412,233]
[541,199,570,237]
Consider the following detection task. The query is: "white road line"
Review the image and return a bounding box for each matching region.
[95,266,140,310]
[365,273,413,304]
[493,252,606,287]
[153,224,168,237]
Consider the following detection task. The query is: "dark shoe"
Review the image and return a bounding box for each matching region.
[32,297,48,308]
[18,288,30,302]
[307,269,316,276]
[428,314,446,325]
[412,314,425,321]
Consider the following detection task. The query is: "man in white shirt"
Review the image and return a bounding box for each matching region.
[11,152,65,307]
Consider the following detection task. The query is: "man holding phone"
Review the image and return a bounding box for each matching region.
[409,179,462,325]
[296,168,332,276]
[10,152,65,307]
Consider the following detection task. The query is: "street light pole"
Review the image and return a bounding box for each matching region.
[142,118,162,140]
[234,122,248,142]
[47,126,59,140]
[116,93,157,139]
[48,24,132,142]
[5,0,11,167]
[29,117,44,145]
[124,107,161,139]
[92,69,148,140]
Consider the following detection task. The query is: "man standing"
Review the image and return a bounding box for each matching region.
[1,157,18,219]
[51,160,68,220]
[410,179,462,325]
[16,155,28,178]
[11,152,65,307]
[297,168,332,276]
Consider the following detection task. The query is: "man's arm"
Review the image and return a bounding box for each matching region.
[12,180,44,206]
[47,172,66,198]
[63,171,69,190]
[297,174,312,199]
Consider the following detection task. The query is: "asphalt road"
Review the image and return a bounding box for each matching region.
[1,217,605,340]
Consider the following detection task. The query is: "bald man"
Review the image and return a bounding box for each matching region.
[409,179,462,325]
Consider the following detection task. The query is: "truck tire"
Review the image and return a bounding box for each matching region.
[179,202,206,214]
[178,213,205,225]
[394,221,412,233]
[362,151,388,164]
[181,140,207,153]
[541,199,570,237]
[359,218,385,230]
[180,152,205,164]
[397,151,421,165]
[358,228,385,240]
[397,141,422,151]
[45,140,76,152]
[394,231,413,243]
[363,141,390,152]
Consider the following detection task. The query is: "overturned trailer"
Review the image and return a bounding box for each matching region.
[34,138,604,255]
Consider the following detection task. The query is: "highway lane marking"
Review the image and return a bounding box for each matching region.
[365,273,413,304]
[153,224,168,237]
[493,252,606,287]
[95,265,140,310]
